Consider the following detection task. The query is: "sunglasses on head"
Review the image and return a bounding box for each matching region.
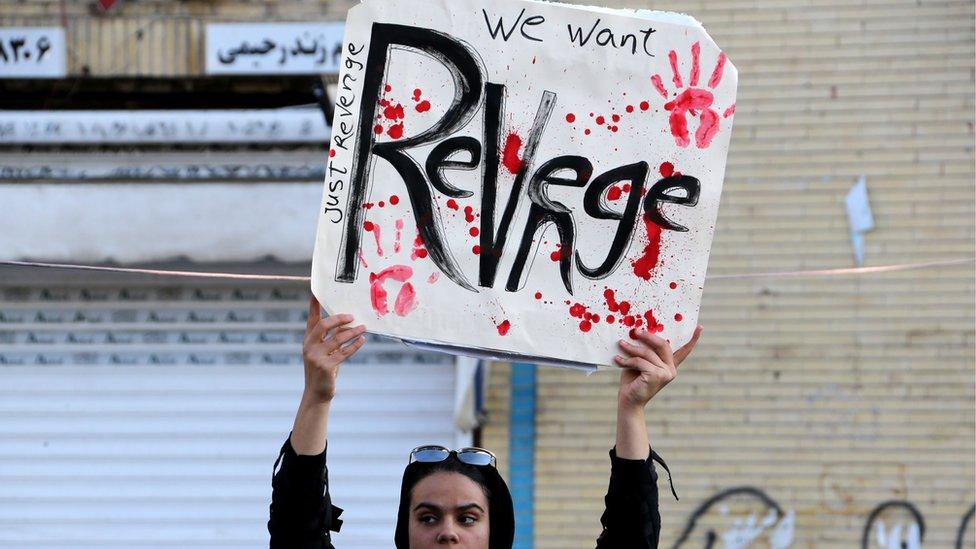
[409,445,497,468]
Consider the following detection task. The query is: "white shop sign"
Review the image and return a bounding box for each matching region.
[206,23,345,75]
[0,27,67,78]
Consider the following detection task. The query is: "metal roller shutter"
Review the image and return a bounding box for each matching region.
[0,281,466,548]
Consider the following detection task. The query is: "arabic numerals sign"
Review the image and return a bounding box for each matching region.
[0,28,67,78]
[206,23,345,75]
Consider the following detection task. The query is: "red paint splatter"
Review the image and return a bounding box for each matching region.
[604,289,619,312]
[690,42,701,87]
[446,199,459,211]
[723,104,736,118]
[668,50,683,88]
[472,245,481,255]
[413,88,422,101]
[569,303,587,318]
[390,195,400,205]
[610,126,619,133]
[595,115,605,125]
[383,103,405,121]
[469,226,480,237]
[373,124,383,135]
[584,129,591,135]
[416,100,431,113]
[497,320,511,336]
[369,265,415,317]
[674,313,683,321]
[708,52,728,88]
[565,113,576,123]
[660,162,675,178]
[632,215,663,281]
[464,206,476,223]
[606,315,615,324]
[364,221,383,255]
[502,133,524,174]
[329,149,336,158]
[622,183,631,192]
[606,186,623,201]
[550,244,568,262]
[625,105,634,113]
[618,301,631,316]
[427,272,439,284]
[644,310,658,328]
[579,320,592,332]
[534,292,542,300]
[384,84,392,92]
[622,316,635,327]
[387,123,404,139]
[664,88,717,148]
[650,75,667,99]
[670,281,678,289]
[611,114,621,123]
[411,234,428,261]
[362,202,374,210]
[639,100,650,111]
[378,201,385,208]
[393,219,403,253]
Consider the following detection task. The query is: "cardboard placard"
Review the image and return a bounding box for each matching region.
[312,0,737,369]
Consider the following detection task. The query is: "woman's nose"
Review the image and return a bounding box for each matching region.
[436,524,461,544]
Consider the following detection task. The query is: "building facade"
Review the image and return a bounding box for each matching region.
[2,0,974,547]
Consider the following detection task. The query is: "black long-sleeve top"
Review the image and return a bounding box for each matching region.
[268,437,669,548]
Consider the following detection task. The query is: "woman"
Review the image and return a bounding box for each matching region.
[269,296,701,548]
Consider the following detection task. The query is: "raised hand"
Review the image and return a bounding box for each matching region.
[301,295,366,404]
[291,296,365,456]
[615,325,702,410]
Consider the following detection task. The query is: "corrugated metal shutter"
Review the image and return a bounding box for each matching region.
[0,282,463,548]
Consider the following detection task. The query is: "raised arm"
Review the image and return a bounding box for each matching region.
[268,296,366,548]
[596,325,702,549]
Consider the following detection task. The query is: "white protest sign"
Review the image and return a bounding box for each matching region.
[312,0,737,369]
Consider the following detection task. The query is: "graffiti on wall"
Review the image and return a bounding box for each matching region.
[860,501,976,549]
[671,487,795,549]
[672,488,973,548]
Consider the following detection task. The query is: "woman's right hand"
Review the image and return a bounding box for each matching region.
[301,296,366,404]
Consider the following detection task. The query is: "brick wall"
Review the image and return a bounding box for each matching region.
[480,0,975,547]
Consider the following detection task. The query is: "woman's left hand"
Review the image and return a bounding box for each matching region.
[614,325,703,411]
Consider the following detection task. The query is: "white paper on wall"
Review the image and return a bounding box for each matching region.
[311,0,738,370]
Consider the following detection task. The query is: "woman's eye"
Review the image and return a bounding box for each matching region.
[459,515,478,525]
[420,515,437,525]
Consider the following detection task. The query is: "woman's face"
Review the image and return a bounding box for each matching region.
[408,471,490,548]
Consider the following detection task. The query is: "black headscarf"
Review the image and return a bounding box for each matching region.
[393,456,515,548]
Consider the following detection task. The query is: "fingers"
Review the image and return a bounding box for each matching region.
[673,325,703,367]
[631,329,675,367]
[324,324,367,354]
[616,338,668,372]
[336,334,366,359]
[306,295,321,331]
[305,313,355,345]
[613,354,675,383]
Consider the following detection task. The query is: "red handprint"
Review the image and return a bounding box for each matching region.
[651,42,734,149]
[360,216,427,318]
